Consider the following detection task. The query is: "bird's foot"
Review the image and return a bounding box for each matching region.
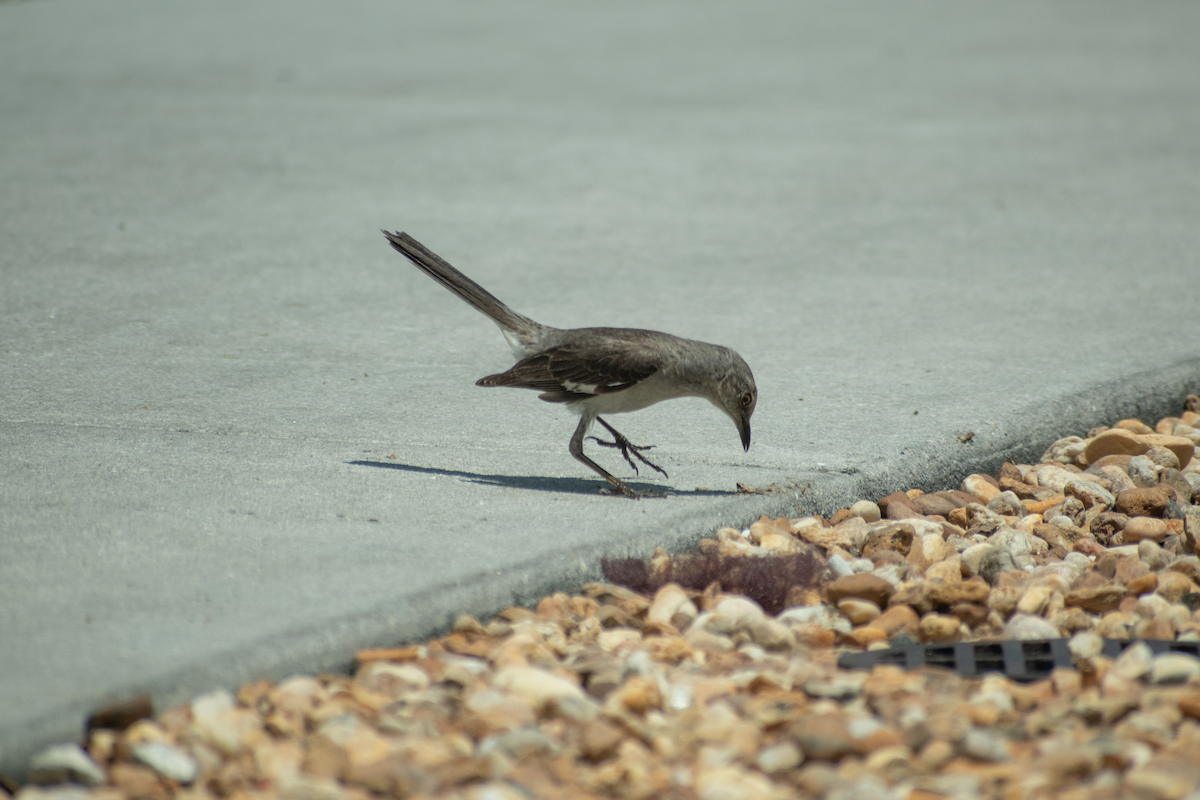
[588,420,669,479]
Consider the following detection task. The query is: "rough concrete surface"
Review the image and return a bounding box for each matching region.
[2,0,1198,777]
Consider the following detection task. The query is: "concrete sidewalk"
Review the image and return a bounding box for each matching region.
[2,0,1199,776]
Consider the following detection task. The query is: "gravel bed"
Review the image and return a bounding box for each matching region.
[9,399,1200,800]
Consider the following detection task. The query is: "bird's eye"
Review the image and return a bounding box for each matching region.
[741,392,753,407]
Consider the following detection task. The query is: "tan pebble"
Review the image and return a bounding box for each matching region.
[869,604,920,637]
[790,713,855,760]
[493,666,596,721]
[597,628,642,651]
[1126,756,1200,800]
[1085,428,1148,461]
[646,583,697,626]
[861,522,916,558]
[1111,640,1154,680]
[924,556,963,584]
[302,733,350,779]
[578,718,625,762]
[190,690,263,757]
[1016,585,1053,616]
[1133,593,1171,619]
[906,533,947,572]
[1051,667,1083,698]
[916,738,956,771]
[850,499,882,522]
[685,626,735,653]
[355,661,430,700]
[1179,693,1200,721]
[1156,571,1196,601]
[615,676,662,715]
[987,585,1022,618]
[962,474,1000,503]
[950,601,989,628]
[917,612,961,642]
[845,626,889,648]
[837,598,882,625]
[1123,516,1168,543]
[108,763,169,800]
[1115,418,1155,434]
[748,617,796,651]
[755,740,803,774]
[694,765,779,800]
[825,574,895,607]
[1114,554,1151,584]
[788,624,838,648]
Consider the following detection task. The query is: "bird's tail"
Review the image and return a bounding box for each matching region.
[382,231,542,339]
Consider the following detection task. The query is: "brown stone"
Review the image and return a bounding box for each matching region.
[1070,570,1108,592]
[950,602,989,628]
[1156,571,1196,601]
[911,494,959,518]
[1179,694,1200,721]
[303,733,349,779]
[862,523,915,559]
[1064,584,1125,613]
[1088,511,1128,543]
[109,764,170,800]
[579,719,626,762]
[890,581,933,614]
[1086,454,1133,474]
[918,613,961,643]
[1114,555,1150,584]
[1125,574,1157,597]
[1085,428,1147,462]
[844,626,889,648]
[998,462,1024,483]
[825,574,896,608]
[873,604,920,637]
[1115,487,1171,517]
[791,713,855,760]
[1114,418,1155,434]
[829,508,857,525]
[87,694,154,734]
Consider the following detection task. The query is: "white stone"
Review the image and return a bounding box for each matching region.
[1002,613,1060,641]
[828,554,855,578]
[962,729,1011,762]
[778,604,852,634]
[493,666,598,721]
[27,744,106,787]
[755,740,803,773]
[132,740,199,783]
[1112,641,1155,681]
[1150,652,1200,684]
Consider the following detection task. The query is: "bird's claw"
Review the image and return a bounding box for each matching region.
[586,433,669,479]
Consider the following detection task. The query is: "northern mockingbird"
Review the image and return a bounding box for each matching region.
[383,231,757,498]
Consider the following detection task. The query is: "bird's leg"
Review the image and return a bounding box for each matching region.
[586,416,669,479]
[570,416,664,498]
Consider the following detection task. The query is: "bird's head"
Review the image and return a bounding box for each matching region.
[713,350,757,452]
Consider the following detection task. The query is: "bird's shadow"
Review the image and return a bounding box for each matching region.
[348,459,736,497]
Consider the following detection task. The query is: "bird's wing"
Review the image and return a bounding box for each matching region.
[476,341,658,402]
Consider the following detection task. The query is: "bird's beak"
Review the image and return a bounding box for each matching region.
[738,416,751,452]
